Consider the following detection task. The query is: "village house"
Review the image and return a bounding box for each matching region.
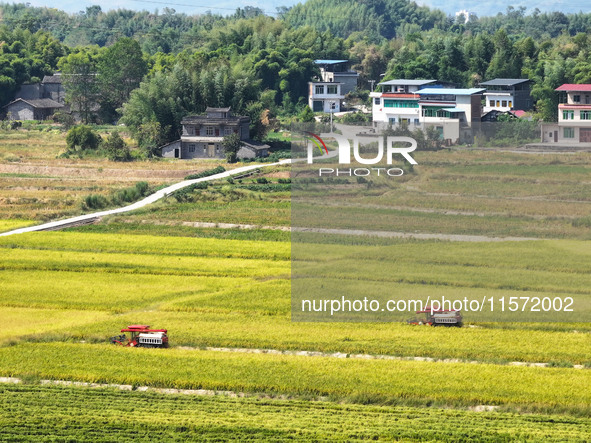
[480,78,533,114]
[308,81,345,113]
[415,87,485,141]
[370,79,436,126]
[160,107,269,160]
[541,84,591,144]
[2,73,103,122]
[2,98,64,121]
[315,59,359,95]
[371,80,485,143]
[3,73,67,120]
[308,60,358,113]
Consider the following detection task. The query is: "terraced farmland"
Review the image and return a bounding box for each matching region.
[2,141,591,440]
[1,233,590,379]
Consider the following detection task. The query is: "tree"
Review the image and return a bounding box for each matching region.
[299,105,315,122]
[137,121,165,157]
[66,125,101,152]
[97,38,148,122]
[426,125,442,149]
[119,71,184,149]
[0,75,17,106]
[58,51,98,124]
[222,132,242,163]
[103,131,131,161]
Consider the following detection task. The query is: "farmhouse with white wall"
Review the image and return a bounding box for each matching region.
[308,60,358,113]
[541,84,591,144]
[370,79,436,126]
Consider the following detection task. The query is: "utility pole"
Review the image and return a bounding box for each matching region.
[329,100,335,132]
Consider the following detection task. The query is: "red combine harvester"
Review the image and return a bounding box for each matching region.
[110,325,169,348]
[407,307,463,327]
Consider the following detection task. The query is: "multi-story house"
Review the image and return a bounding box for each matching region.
[480,78,533,113]
[307,60,358,113]
[370,79,436,126]
[315,59,359,95]
[161,107,269,159]
[371,82,485,143]
[541,84,591,144]
[308,81,345,113]
[416,87,485,141]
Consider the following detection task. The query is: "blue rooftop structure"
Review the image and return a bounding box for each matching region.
[441,107,465,113]
[314,60,348,65]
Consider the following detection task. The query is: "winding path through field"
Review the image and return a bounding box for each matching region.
[0,160,293,237]
[0,142,543,241]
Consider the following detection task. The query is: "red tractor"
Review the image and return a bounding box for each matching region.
[110,325,169,348]
[408,307,463,327]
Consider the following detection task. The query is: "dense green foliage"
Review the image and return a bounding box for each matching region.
[284,0,447,41]
[3,2,591,134]
[0,27,64,105]
[0,3,226,52]
[57,51,98,124]
[286,2,591,42]
[102,132,131,161]
[222,132,241,163]
[65,125,101,152]
[96,38,148,122]
[82,182,152,210]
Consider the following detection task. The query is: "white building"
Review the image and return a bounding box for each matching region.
[307,60,358,114]
[416,88,485,141]
[370,79,436,126]
[308,82,345,113]
[371,82,485,143]
[455,9,475,23]
[541,84,591,144]
[315,59,359,96]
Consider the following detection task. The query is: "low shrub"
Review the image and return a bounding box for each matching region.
[185,166,226,180]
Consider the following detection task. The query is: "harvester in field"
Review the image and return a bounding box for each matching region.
[110,325,169,348]
[407,307,463,327]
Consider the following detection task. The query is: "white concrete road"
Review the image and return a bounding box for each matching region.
[0,159,295,237]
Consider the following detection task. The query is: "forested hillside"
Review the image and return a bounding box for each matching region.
[285,2,591,41]
[283,0,447,41]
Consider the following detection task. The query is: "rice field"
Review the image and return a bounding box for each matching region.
[3,385,591,442]
[0,219,35,232]
[1,232,590,368]
[2,342,591,415]
[2,137,591,439]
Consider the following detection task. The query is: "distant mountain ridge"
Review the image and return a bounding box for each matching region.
[18,0,590,17]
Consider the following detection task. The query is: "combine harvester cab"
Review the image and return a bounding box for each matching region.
[111,325,169,348]
[408,307,463,327]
